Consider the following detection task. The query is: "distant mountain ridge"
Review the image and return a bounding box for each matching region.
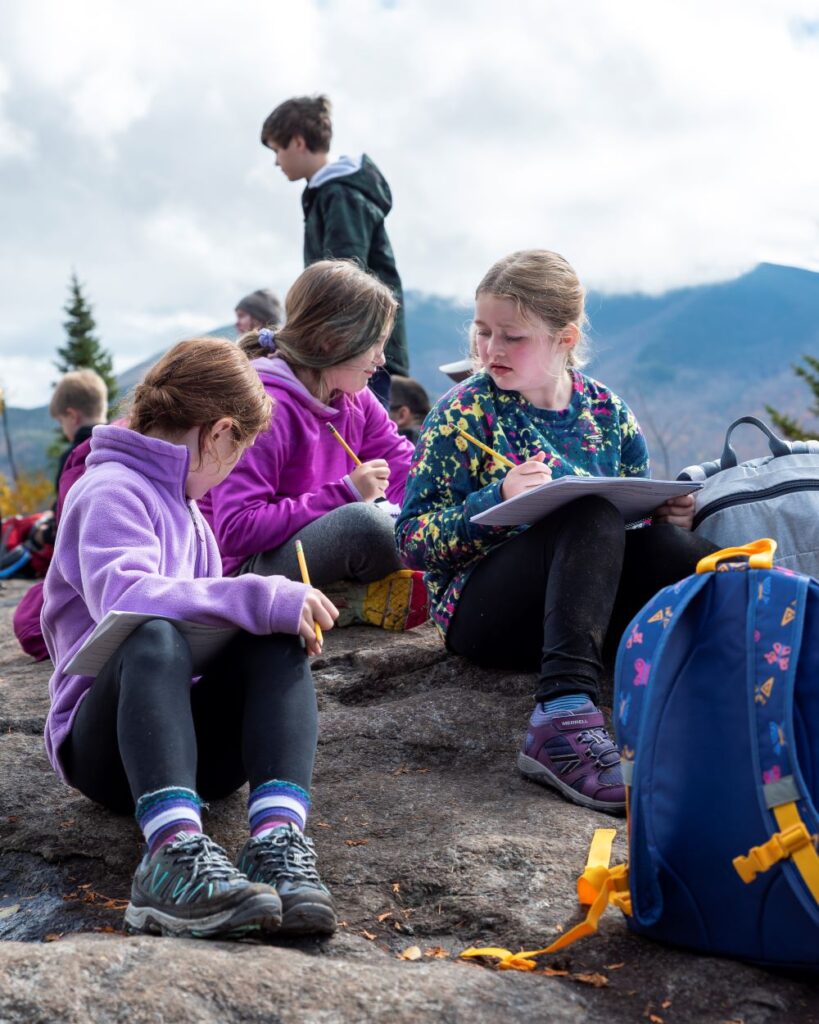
[583,263,819,472]
[3,263,817,481]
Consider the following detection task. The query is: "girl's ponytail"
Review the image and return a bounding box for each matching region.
[239,260,397,402]
[129,338,272,459]
[239,328,277,360]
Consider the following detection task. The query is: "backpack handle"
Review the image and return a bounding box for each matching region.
[678,416,819,481]
[696,538,777,574]
[720,416,793,469]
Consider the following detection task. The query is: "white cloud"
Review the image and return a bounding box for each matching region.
[0,63,31,159]
[0,356,58,407]
[1,0,818,403]
[108,310,226,374]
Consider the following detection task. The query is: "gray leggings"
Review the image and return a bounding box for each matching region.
[240,502,404,585]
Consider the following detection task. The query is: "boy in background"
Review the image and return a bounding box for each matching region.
[389,376,430,445]
[260,94,409,405]
[12,369,107,658]
[49,368,108,491]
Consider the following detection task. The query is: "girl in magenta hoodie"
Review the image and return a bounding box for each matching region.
[42,338,339,941]
[203,260,428,632]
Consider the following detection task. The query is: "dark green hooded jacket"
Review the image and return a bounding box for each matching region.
[301,155,409,377]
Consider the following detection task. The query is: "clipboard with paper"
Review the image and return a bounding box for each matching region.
[469,475,702,528]
[65,611,238,677]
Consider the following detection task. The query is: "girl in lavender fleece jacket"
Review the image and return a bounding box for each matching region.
[42,338,339,941]
[202,260,428,632]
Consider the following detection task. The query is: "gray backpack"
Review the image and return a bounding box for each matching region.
[678,416,819,577]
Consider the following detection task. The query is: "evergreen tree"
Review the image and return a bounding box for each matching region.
[56,272,118,408]
[766,354,819,441]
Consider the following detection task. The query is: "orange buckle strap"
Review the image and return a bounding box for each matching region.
[459,829,630,971]
[733,822,815,884]
[576,827,632,917]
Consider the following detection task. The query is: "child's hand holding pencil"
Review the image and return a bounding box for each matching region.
[298,591,338,656]
[500,451,552,500]
[457,428,551,501]
[295,540,338,655]
[349,459,390,501]
[326,422,390,502]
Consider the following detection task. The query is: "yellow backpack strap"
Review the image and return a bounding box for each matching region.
[734,799,819,898]
[735,570,819,904]
[773,803,819,902]
[576,827,616,902]
[459,829,630,971]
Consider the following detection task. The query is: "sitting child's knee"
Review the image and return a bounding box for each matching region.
[534,494,622,538]
[125,619,191,665]
[339,501,397,545]
[341,501,391,528]
[573,494,621,522]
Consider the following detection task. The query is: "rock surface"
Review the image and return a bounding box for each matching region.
[0,578,817,1023]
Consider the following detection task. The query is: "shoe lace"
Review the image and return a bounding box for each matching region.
[254,827,321,884]
[167,833,243,883]
[576,728,620,769]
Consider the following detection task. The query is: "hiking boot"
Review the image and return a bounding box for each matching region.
[517,700,626,815]
[327,569,430,631]
[124,832,283,938]
[236,824,337,935]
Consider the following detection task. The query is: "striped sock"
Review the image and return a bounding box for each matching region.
[532,694,592,724]
[248,780,310,837]
[135,786,203,857]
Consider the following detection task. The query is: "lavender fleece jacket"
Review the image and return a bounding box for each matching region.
[202,358,414,575]
[42,426,309,780]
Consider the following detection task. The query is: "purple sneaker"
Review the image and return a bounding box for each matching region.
[517,700,626,814]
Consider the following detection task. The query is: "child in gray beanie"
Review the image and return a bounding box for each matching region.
[235,289,283,334]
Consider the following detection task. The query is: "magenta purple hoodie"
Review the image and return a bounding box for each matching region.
[201,358,414,575]
[42,425,309,780]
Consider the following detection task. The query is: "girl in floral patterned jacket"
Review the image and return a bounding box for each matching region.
[396,250,715,816]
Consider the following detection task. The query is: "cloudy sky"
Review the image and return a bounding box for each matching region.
[1,0,818,406]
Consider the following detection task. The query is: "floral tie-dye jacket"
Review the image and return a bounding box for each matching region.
[395,369,650,636]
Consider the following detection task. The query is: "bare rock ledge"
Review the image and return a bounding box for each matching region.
[0,579,816,1023]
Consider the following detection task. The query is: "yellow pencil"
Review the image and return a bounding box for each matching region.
[294,540,322,645]
[326,423,362,466]
[458,429,516,468]
[326,422,389,505]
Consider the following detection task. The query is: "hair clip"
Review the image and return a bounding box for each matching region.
[258,328,277,351]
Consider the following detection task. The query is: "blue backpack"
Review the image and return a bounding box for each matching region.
[613,538,819,968]
[458,539,819,974]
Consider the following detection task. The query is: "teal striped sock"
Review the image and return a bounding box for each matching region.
[248,780,310,837]
[534,694,592,721]
[135,787,203,857]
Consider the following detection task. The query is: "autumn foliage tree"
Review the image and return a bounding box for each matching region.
[0,471,54,518]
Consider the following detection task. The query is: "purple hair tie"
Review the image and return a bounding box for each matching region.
[258,328,277,351]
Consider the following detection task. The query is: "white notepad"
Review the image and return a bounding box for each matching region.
[64,611,238,677]
[470,476,702,528]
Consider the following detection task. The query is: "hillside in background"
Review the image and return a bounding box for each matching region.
[3,263,818,482]
[583,263,819,474]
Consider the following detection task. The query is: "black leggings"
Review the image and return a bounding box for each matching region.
[61,620,318,815]
[447,496,717,704]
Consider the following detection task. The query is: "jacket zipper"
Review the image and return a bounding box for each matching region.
[694,480,819,529]
[187,502,206,575]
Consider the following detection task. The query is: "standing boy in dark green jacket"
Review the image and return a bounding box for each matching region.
[261,95,409,404]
